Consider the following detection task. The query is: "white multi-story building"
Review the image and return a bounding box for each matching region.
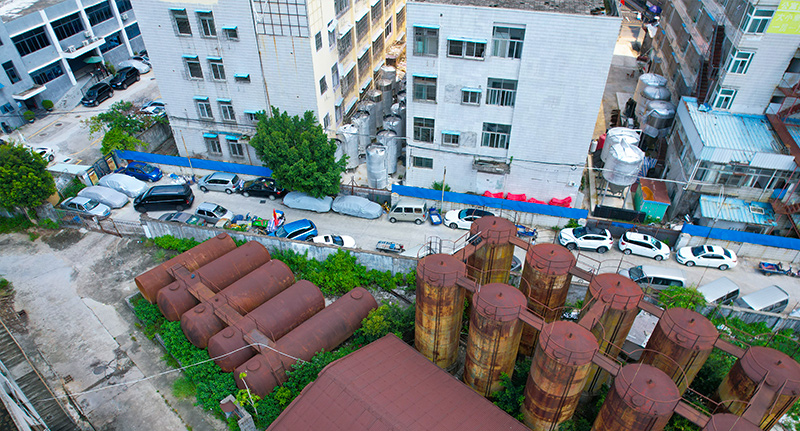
[403,0,621,203]
[134,0,406,163]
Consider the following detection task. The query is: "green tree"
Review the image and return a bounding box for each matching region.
[0,145,56,219]
[659,285,707,310]
[250,107,346,198]
[83,101,159,154]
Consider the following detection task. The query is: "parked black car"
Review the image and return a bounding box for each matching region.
[134,183,194,212]
[240,177,287,200]
[110,66,140,90]
[81,83,114,107]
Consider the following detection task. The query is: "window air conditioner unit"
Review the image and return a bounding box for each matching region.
[121,13,128,20]
[66,45,76,53]
[81,40,90,47]
[84,31,92,38]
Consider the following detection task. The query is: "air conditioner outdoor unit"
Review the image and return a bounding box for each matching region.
[121,13,128,20]
[90,37,100,43]
[81,40,90,47]
[66,45,76,53]
[84,31,92,38]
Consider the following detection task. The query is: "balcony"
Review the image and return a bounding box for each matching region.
[473,158,510,174]
[60,36,105,60]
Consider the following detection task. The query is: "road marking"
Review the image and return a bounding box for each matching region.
[27,104,81,139]
[69,135,101,158]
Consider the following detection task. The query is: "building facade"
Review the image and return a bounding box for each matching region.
[134,0,406,164]
[0,0,145,129]
[403,0,620,203]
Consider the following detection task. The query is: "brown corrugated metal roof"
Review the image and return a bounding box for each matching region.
[267,334,529,431]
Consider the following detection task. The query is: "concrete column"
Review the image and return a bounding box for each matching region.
[39,11,77,85]
[108,0,134,56]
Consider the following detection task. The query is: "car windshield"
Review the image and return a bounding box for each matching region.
[231,175,240,184]
[212,205,226,215]
[628,266,644,280]
[84,200,99,210]
[333,236,344,246]
[274,226,288,237]
[140,164,154,173]
[243,180,256,188]
[690,246,705,256]
[86,89,97,97]
[573,227,586,237]
[648,237,661,248]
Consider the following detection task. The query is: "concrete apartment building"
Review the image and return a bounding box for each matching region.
[0,0,145,129]
[134,0,406,164]
[402,0,621,204]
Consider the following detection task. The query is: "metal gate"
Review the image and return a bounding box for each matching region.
[53,209,144,237]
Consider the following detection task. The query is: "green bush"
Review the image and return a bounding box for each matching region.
[153,235,200,253]
[39,219,60,229]
[60,178,86,200]
[42,100,54,110]
[0,215,34,234]
[491,357,532,421]
[659,285,706,310]
[565,219,580,228]
[432,181,451,191]
[132,295,165,339]
[351,303,416,346]
[23,110,35,122]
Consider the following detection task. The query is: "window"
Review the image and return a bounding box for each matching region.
[331,64,340,88]
[412,156,433,169]
[486,78,517,106]
[172,9,192,35]
[442,131,459,146]
[223,27,238,40]
[31,62,64,85]
[371,1,383,25]
[492,26,524,59]
[358,49,371,78]
[12,27,50,57]
[372,33,384,60]
[198,12,216,37]
[246,112,259,123]
[335,103,343,123]
[219,101,236,121]
[385,0,394,7]
[196,99,213,118]
[396,7,405,28]
[740,4,773,34]
[385,17,392,38]
[125,23,141,39]
[413,76,436,102]
[228,138,244,157]
[86,1,113,26]
[335,0,350,16]
[0,104,13,114]
[343,68,356,95]
[252,0,309,36]
[728,49,754,74]
[116,0,132,13]
[185,57,203,79]
[462,88,480,105]
[787,58,800,74]
[3,61,20,84]
[99,31,121,53]
[320,76,328,95]
[338,29,353,59]
[324,114,331,130]
[413,27,438,56]
[51,13,84,40]
[357,14,369,41]
[315,32,323,50]
[712,87,737,109]
[209,59,226,80]
[448,39,486,59]
[482,123,511,149]
[234,74,250,83]
[206,135,221,154]
[328,23,336,48]
[413,117,434,142]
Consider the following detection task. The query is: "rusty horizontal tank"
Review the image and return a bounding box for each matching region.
[518,243,576,356]
[717,346,800,430]
[703,414,761,431]
[640,307,718,394]
[135,233,236,303]
[415,253,467,369]
[466,216,517,287]
[207,280,325,372]
[235,287,378,397]
[522,320,598,431]
[593,363,680,431]
[157,241,271,321]
[464,283,526,397]
[181,260,296,348]
[581,273,643,394]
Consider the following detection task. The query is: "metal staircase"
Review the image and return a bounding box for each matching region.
[694,24,725,104]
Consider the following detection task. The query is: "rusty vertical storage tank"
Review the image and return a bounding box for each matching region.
[593,364,680,431]
[717,346,800,430]
[581,273,643,394]
[135,233,237,303]
[639,307,718,394]
[522,321,598,431]
[703,414,762,431]
[466,216,517,287]
[415,253,467,369]
[517,243,576,356]
[180,260,296,348]
[235,287,378,396]
[157,241,272,321]
[464,283,526,397]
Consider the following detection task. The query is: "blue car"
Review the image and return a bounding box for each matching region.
[269,219,317,241]
[115,162,163,182]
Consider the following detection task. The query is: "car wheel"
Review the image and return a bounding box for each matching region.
[622,248,632,255]
[121,83,127,90]
[719,264,729,271]
[449,223,458,229]
[269,195,277,200]
[415,219,423,225]
[685,261,695,267]
[566,243,577,251]
[655,255,664,261]
[135,206,145,213]
[597,246,608,254]
[389,217,397,223]
[226,189,233,194]
[175,205,184,211]
[243,191,250,197]
[200,186,208,192]
[48,155,54,162]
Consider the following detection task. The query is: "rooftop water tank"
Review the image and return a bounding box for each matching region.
[366,144,388,189]
[601,128,640,163]
[603,142,645,186]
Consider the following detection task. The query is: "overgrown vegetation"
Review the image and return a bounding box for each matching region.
[83,101,162,154]
[659,285,707,310]
[431,181,451,192]
[492,357,532,420]
[0,215,34,234]
[0,278,13,298]
[0,144,57,217]
[60,177,86,201]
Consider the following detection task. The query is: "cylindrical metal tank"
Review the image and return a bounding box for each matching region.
[466,216,517,287]
[383,114,402,136]
[633,73,667,110]
[135,233,236,303]
[644,100,676,131]
[157,241,271,321]
[379,64,396,83]
[635,85,672,123]
[180,260,295,349]
[357,101,378,137]
[235,287,378,396]
[333,137,344,166]
[390,102,406,138]
[522,321,598,431]
[397,89,406,105]
[367,89,384,122]
[367,88,382,104]
[377,130,398,175]
[351,111,371,154]
[366,143,388,189]
[415,254,467,369]
[337,124,360,169]
[601,127,639,163]
[207,280,325,372]
[603,142,645,187]
[703,414,762,431]
[377,78,394,116]
[581,273,643,394]
[517,243,576,356]
[717,346,800,430]
[592,364,680,431]
[464,283,526,397]
[639,307,718,394]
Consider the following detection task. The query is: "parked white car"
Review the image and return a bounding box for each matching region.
[98,173,148,198]
[618,231,670,261]
[676,245,738,270]
[26,145,54,162]
[311,234,356,248]
[443,208,495,230]
[118,59,151,74]
[557,226,614,253]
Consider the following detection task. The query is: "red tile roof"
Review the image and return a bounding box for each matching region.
[267,334,529,431]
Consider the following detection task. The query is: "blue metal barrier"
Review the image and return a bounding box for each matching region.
[682,224,800,251]
[115,150,273,177]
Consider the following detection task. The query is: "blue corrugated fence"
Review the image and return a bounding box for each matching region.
[681,224,800,251]
[115,150,272,177]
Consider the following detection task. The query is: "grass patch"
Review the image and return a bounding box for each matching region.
[173,376,197,400]
[0,215,34,234]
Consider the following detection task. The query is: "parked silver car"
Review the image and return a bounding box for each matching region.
[194,202,234,224]
[78,186,129,209]
[197,172,243,194]
[60,197,111,219]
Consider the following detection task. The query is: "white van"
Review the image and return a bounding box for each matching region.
[735,285,790,313]
[697,277,740,305]
[387,200,428,224]
[619,265,687,294]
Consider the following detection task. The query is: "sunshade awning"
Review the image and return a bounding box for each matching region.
[84,56,104,64]
[13,84,46,101]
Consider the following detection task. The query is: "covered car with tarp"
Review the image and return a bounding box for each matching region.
[332,195,383,219]
[282,191,333,213]
[78,185,129,209]
[98,173,148,198]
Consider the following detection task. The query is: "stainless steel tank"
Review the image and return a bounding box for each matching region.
[377,130,398,175]
[337,124,360,169]
[366,144,388,189]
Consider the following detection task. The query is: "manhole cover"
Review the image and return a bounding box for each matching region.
[92,365,106,375]
[55,123,62,127]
